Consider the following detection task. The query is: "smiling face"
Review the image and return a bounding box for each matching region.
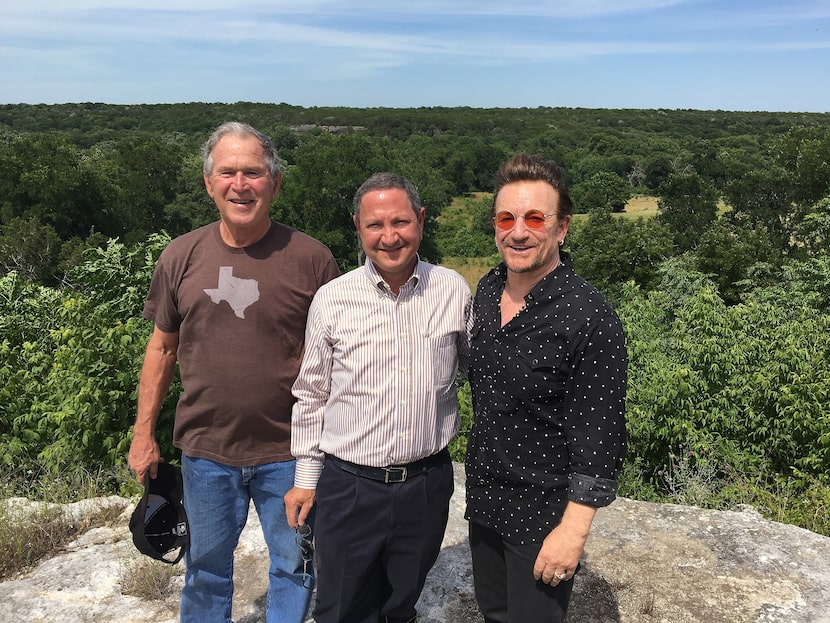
[203,133,281,247]
[354,187,425,293]
[494,180,571,282]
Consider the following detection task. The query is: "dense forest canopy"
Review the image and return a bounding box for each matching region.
[1,103,829,535]
[2,102,827,140]
[2,102,829,278]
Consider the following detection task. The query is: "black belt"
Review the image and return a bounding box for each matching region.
[326,449,449,484]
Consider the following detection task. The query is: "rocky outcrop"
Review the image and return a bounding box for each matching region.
[3,464,830,622]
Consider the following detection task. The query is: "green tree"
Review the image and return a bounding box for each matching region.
[0,234,174,476]
[275,133,395,268]
[775,126,830,204]
[572,172,630,213]
[162,152,216,236]
[115,133,184,243]
[276,133,452,268]
[567,210,673,297]
[0,218,62,284]
[619,259,830,487]
[435,195,494,257]
[693,219,780,305]
[795,197,830,257]
[657,171,719,251]
[723,167,796,254]
[0,133,112,239]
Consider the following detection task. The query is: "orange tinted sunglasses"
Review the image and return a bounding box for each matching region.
[493,209,559,231]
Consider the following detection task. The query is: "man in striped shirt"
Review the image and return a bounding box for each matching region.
[285,172,472,623]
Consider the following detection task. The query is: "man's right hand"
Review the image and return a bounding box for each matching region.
[128,431,161,485]
[284,486,316,529]
[130,325,178,485]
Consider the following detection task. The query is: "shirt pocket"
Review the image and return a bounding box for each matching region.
[515,340,569,407]
[430,334,458,388]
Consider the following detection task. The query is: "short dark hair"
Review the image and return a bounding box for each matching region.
[353,172,422,218]
[493,152,573,218]
[202,122,280,179]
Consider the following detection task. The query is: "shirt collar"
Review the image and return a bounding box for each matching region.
[491,250,573,300]
[362,255,422,292]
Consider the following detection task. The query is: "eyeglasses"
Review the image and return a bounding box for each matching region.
[297,524,314,563]
[493,209,559,231]
[297,524,315,586]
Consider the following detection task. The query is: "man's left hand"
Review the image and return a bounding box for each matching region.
[532,501,596,585]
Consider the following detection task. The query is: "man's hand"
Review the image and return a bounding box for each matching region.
[533,502,596,585]
[129,325,178,485]
[128,432,161,485]
[284,486,316,529]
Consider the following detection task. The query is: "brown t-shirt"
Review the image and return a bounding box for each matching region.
[143,221,340,466]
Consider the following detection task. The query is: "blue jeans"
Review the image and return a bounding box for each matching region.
[180,455,314,623]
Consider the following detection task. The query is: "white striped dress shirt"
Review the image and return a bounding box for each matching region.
[291,258,473,489]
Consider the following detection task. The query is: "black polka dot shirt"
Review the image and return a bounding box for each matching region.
[464,252,628,545]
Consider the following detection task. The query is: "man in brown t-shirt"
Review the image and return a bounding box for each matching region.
[128,121,339,623]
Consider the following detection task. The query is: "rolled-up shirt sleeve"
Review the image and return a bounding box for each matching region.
[565,314,628,507]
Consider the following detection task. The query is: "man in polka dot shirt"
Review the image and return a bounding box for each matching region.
[464,152,628,623]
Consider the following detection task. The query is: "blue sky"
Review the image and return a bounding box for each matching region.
[2,0,829,112]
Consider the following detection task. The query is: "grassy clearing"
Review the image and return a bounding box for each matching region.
[440,192,490,225]
[617,195,659,219]
[440,255,498,292]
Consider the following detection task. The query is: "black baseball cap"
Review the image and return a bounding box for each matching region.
[129,462,189,564]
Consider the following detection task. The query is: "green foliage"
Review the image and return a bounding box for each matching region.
[657,171,720,251]
[567,210,673,297]
[275,132,454,268]
[0,217,63,284]
[619,261,830,494]
[774,126,830,205]
[114,133,185,243]
[0,234,177,481]
[275,133,395,268]
[734,470,830,536]
[448,377,473,462]
[741,254,830,314]
[571,171,631,213]
[2,104,830,534]
[435,195,494,257]
[162,153,217,236]
[0,133,111,240]
[723,166,797,254]
[795,197,830,257]
[692,219,780,305]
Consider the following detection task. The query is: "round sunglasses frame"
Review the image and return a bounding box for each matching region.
[493,209,560,231]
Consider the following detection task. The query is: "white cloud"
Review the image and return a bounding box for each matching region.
[1,0,828,109]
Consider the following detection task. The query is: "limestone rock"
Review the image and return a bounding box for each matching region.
[3,464,829,622]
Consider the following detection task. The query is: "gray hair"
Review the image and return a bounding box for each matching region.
[202,121,280,178]
[352,172,422,218]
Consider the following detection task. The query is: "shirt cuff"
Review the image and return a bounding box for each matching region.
[568,473,619,507]
[294,459,324,490]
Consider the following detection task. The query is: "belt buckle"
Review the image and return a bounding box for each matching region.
[384,466,407,483]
